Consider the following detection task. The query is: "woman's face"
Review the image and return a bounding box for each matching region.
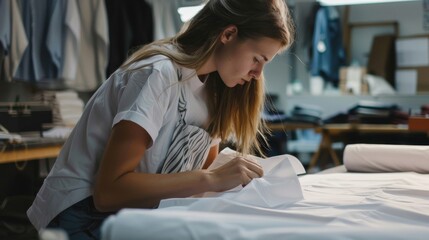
[214,26,282,88]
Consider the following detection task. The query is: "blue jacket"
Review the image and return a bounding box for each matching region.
[311,6,345,86]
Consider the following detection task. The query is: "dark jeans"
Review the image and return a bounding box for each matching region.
[47,197,114,240]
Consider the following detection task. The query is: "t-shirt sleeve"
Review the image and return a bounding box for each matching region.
[112,65,175,146]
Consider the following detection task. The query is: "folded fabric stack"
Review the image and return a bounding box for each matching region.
[53,91,84,126]
[34,91,84,139]
[324,100,409,124]
[35,91,84,127]
[290,104,323,125]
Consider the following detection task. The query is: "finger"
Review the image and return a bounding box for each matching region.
[245,168,261,180]
[235,156,261,169]
[242,167,263,187]
[242,156,261,167]
[241,174,252,187]
[229,157,263,178]
[241,159,264,177]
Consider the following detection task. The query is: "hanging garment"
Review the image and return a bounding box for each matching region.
[311,6,345,87]
[1,0,28,82]
[61,0,80,82]
[147,0,182,40]
[105,0,154,76]
[293,2,321,63]
[0,0,10,82]
[0,0,10,55]
[65,0,109,91]
[14,0,66,82]
[0,47,4,82]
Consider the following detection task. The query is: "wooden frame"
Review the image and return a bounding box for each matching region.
[344,20,399,63]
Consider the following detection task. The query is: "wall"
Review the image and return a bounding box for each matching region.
[349,1,426,66]
[266,0,429,115]
[349,1,424,36]
[0,81,35,102]
[264,53,292,111]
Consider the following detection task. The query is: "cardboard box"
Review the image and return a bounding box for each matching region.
[367,34,396,88]
[395,35,429,94]
[395,67,429,94]
[408,116,429,132]
[339,67,368,95]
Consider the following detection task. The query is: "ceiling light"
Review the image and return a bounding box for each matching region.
[177,5,205,22]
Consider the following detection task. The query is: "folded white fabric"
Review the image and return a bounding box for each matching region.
[344,144,429,173]
[42,127,73,139]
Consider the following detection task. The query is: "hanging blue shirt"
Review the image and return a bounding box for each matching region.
[14,0,66,82]
[311,6,346,86]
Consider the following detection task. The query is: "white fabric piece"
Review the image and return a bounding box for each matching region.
[101,172,429,240]
[61,0,80,81]
[42,127,73,139]
[55,91,80,99]
[33,90,84,126]
[55,91,84,126]
[39,229,68,240]
[3,0,28,81]
[66,0,109,91]
[207,148,306,175]
[160,148,304,209]
[0,132,22,143]
[102,209,429,240]
[365,74,396,96]
[344,144,429,173]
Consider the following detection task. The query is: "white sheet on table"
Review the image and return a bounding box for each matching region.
[344,144,429,173]
[102,172,429,240]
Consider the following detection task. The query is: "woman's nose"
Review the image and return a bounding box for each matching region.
[250,65,263,79]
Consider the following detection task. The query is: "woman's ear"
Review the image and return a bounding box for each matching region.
[220,25,238,44]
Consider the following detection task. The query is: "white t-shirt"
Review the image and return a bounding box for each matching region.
[27,55,216,230]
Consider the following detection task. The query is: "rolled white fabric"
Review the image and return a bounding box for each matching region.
[344,144,429,173]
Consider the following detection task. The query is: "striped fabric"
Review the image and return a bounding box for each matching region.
[158,70,211,174]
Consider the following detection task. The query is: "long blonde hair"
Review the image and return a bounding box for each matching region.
[122,0,294,155]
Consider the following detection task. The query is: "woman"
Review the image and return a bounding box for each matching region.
[28,0,294,239]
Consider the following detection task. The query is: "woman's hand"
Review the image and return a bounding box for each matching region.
[94,120,263,211]
[207,156,264,192]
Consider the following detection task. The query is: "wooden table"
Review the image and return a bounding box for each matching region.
[0,144,63,164]
[2,123,419,168]
[266,122,318,132]
[307,123,415,170]
[266,122,427,171]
